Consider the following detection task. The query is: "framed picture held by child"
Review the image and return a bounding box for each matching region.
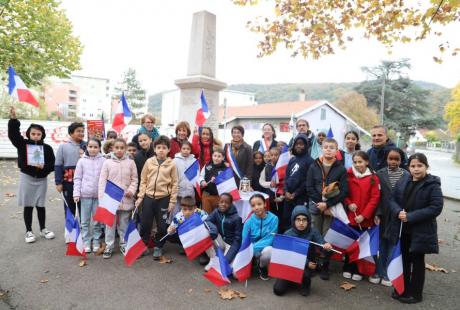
[26,144,45,167]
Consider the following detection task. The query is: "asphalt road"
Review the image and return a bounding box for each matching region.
[0,159,459,310]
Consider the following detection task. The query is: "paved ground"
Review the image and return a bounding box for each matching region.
[0,159,459,310]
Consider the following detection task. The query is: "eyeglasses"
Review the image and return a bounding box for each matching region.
[295,218,308,223]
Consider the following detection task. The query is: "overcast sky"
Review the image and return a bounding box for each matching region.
[61,0,460,96]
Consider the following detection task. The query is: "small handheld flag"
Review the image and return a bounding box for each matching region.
[93,180,124,227]
[195,90,210,127]
[269,234,309,284]
[112,93,132,133]
[203,247,232,286]
[231,234,253,282]
[178,213,213,260]
[65,207,85,257]
[346,225,380,276]
[271,145,290,183]
[184,159,201,198]
[8,66,39,107]
[388,240,405,295]
[215,168,241,201]
[124,219,147,266]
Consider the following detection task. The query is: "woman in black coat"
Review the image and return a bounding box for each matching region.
[389,153,443,304]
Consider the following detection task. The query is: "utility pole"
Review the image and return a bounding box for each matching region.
[380,74,385,125]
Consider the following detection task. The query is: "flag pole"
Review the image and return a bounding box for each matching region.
[353,211,363,230]
[270,233,342,255]
[399,209,405,239]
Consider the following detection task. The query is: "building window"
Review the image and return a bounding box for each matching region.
[320,108,326,120]
[280,122,290,132]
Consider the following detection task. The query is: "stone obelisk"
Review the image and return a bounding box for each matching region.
[175,11,226,134]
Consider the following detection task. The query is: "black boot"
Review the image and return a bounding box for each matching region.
[199,253,209,265]
[319,263,330,281]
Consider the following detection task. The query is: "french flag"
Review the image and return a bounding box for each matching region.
[195,90,210,127]
[93,180,124,227]
[324,218,360,260]
[123,219,147,267]
[231,234,253,282]
[215,168,241,201]
[178,213,213,261]
[65,207,85,257]
[203,247,232,286]
[112,93,132,133]
[269,234,309,284]
[8,66,39,107]
[184,159,201,198]
[346,225,379,276]
[271,145,290,183]
[388,240,404,295]
[225,146,243,180]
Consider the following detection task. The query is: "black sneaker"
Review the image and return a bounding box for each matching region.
[299,284,311,296]
[199,253,209,265]
[399,296,422,304]
[259,266,269,281]
[319,268,330,280]
[179,247,186,255]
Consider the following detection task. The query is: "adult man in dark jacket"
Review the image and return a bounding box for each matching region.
[288,119,315,154]
[367,125,407,171]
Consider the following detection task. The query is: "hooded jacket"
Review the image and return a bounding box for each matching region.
[367,140,408,171]
[55,137,86,185]
[388,174,443,253]
[242,211,278,254]
[284,205,324,244]
[98,154,138,211]
[8,118,55,178]
[344,167,380,228]
[284,134,314,205]
[73,153,106,199]
[205,205,243,262]
[174,152,196,197]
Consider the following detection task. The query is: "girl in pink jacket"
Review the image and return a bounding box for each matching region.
[98,139,138,259]
[73,139,106,253]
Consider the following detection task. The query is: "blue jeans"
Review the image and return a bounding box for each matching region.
[80,198,103,247]
[376,238,394,279]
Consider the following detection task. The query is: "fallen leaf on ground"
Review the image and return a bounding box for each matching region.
[218,287,247,300]
[204,288,212,293]
[340,281,356,291]
[5,193,15,198]
[425,263,448,273]
[0,290,9,298]
[95,243,106,256]
[188,288,193,293]
[79,260,87,267]
[40,279,49,283]
[159,256,173,264]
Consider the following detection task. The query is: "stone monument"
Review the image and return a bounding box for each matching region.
[175,11,226,134]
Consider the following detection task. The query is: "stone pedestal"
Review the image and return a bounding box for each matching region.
[175,11,226,134]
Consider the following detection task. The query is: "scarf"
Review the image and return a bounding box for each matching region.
[138,125,159,140]
[351,166,372,178]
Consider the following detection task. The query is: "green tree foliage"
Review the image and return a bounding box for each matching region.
[115,68,146,123]
[444,82,460,136]
[0,0,82,87]
[233,0,460,62]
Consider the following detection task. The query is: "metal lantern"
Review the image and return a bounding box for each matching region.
[239,177,251,192]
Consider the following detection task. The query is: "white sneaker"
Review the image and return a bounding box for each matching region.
[343,272,352,279]
[204,262,212,272]
[25,231,36,243]
[40,229,55,240]
[381,278,392,287]
[84,246,92,253]
[351,274,363,281]
[369,274,381,284]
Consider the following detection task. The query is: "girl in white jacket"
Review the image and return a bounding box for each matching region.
[172,141,196,219]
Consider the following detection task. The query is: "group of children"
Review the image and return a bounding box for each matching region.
[8,110,443,304]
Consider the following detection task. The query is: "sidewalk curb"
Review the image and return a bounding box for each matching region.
[444,195,460,202]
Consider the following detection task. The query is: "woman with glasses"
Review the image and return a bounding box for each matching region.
[131,114,160,150]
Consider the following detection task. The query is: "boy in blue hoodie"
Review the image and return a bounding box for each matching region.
[205,193,243,266]
[242,193,278,280]
[283,134,314,231]
[273,205,332,296]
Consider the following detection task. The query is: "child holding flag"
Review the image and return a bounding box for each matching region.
[173,141,196,216]
[99,139,138,259]
[389,153,443,304]
[199,148,227,213]
[73,138,106,253]
[136,136,178,260]
[242,193,278,281]
[273,205,332,296]
[343,151,380,281]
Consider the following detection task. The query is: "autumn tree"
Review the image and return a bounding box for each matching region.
[444,82,460,137]
[0,0,82,87]
[233,0,459,62]
[334,91,379,131]
[114,68,146,123]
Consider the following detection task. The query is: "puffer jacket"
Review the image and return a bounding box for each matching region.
[284,205,324,244]
[98,154,138,211]
[388,174,443,253]
[174,152,196,198]
[138,156,178,211]
[73,153,105,198]
[206,205,243,262]
[242,211,278,254]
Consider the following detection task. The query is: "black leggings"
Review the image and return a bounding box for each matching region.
[139,196,169,248]
[401,233,425,299]
[24,207,46,232]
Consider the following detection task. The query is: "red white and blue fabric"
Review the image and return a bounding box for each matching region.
[112,93,132,133]
[231,233,254,282]
[8,66,39,107]
[65,207,85,257]
[257,139,270,153]
[225,145,243,180]
[123,219,147,267]
[271,145,290,184]
[324,218,360,260]
[327,125,334,138]
[178,213,213,260]
[346,225,380,276]
[184,159,201,198]
[93,180,124,227]
[269,234,309,284]
[215,167,241,201]
[195,90,210,127]
[204,247,232,286]
[388,239,405,295]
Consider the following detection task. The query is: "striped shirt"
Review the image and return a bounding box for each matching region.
[388,167,404,189]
